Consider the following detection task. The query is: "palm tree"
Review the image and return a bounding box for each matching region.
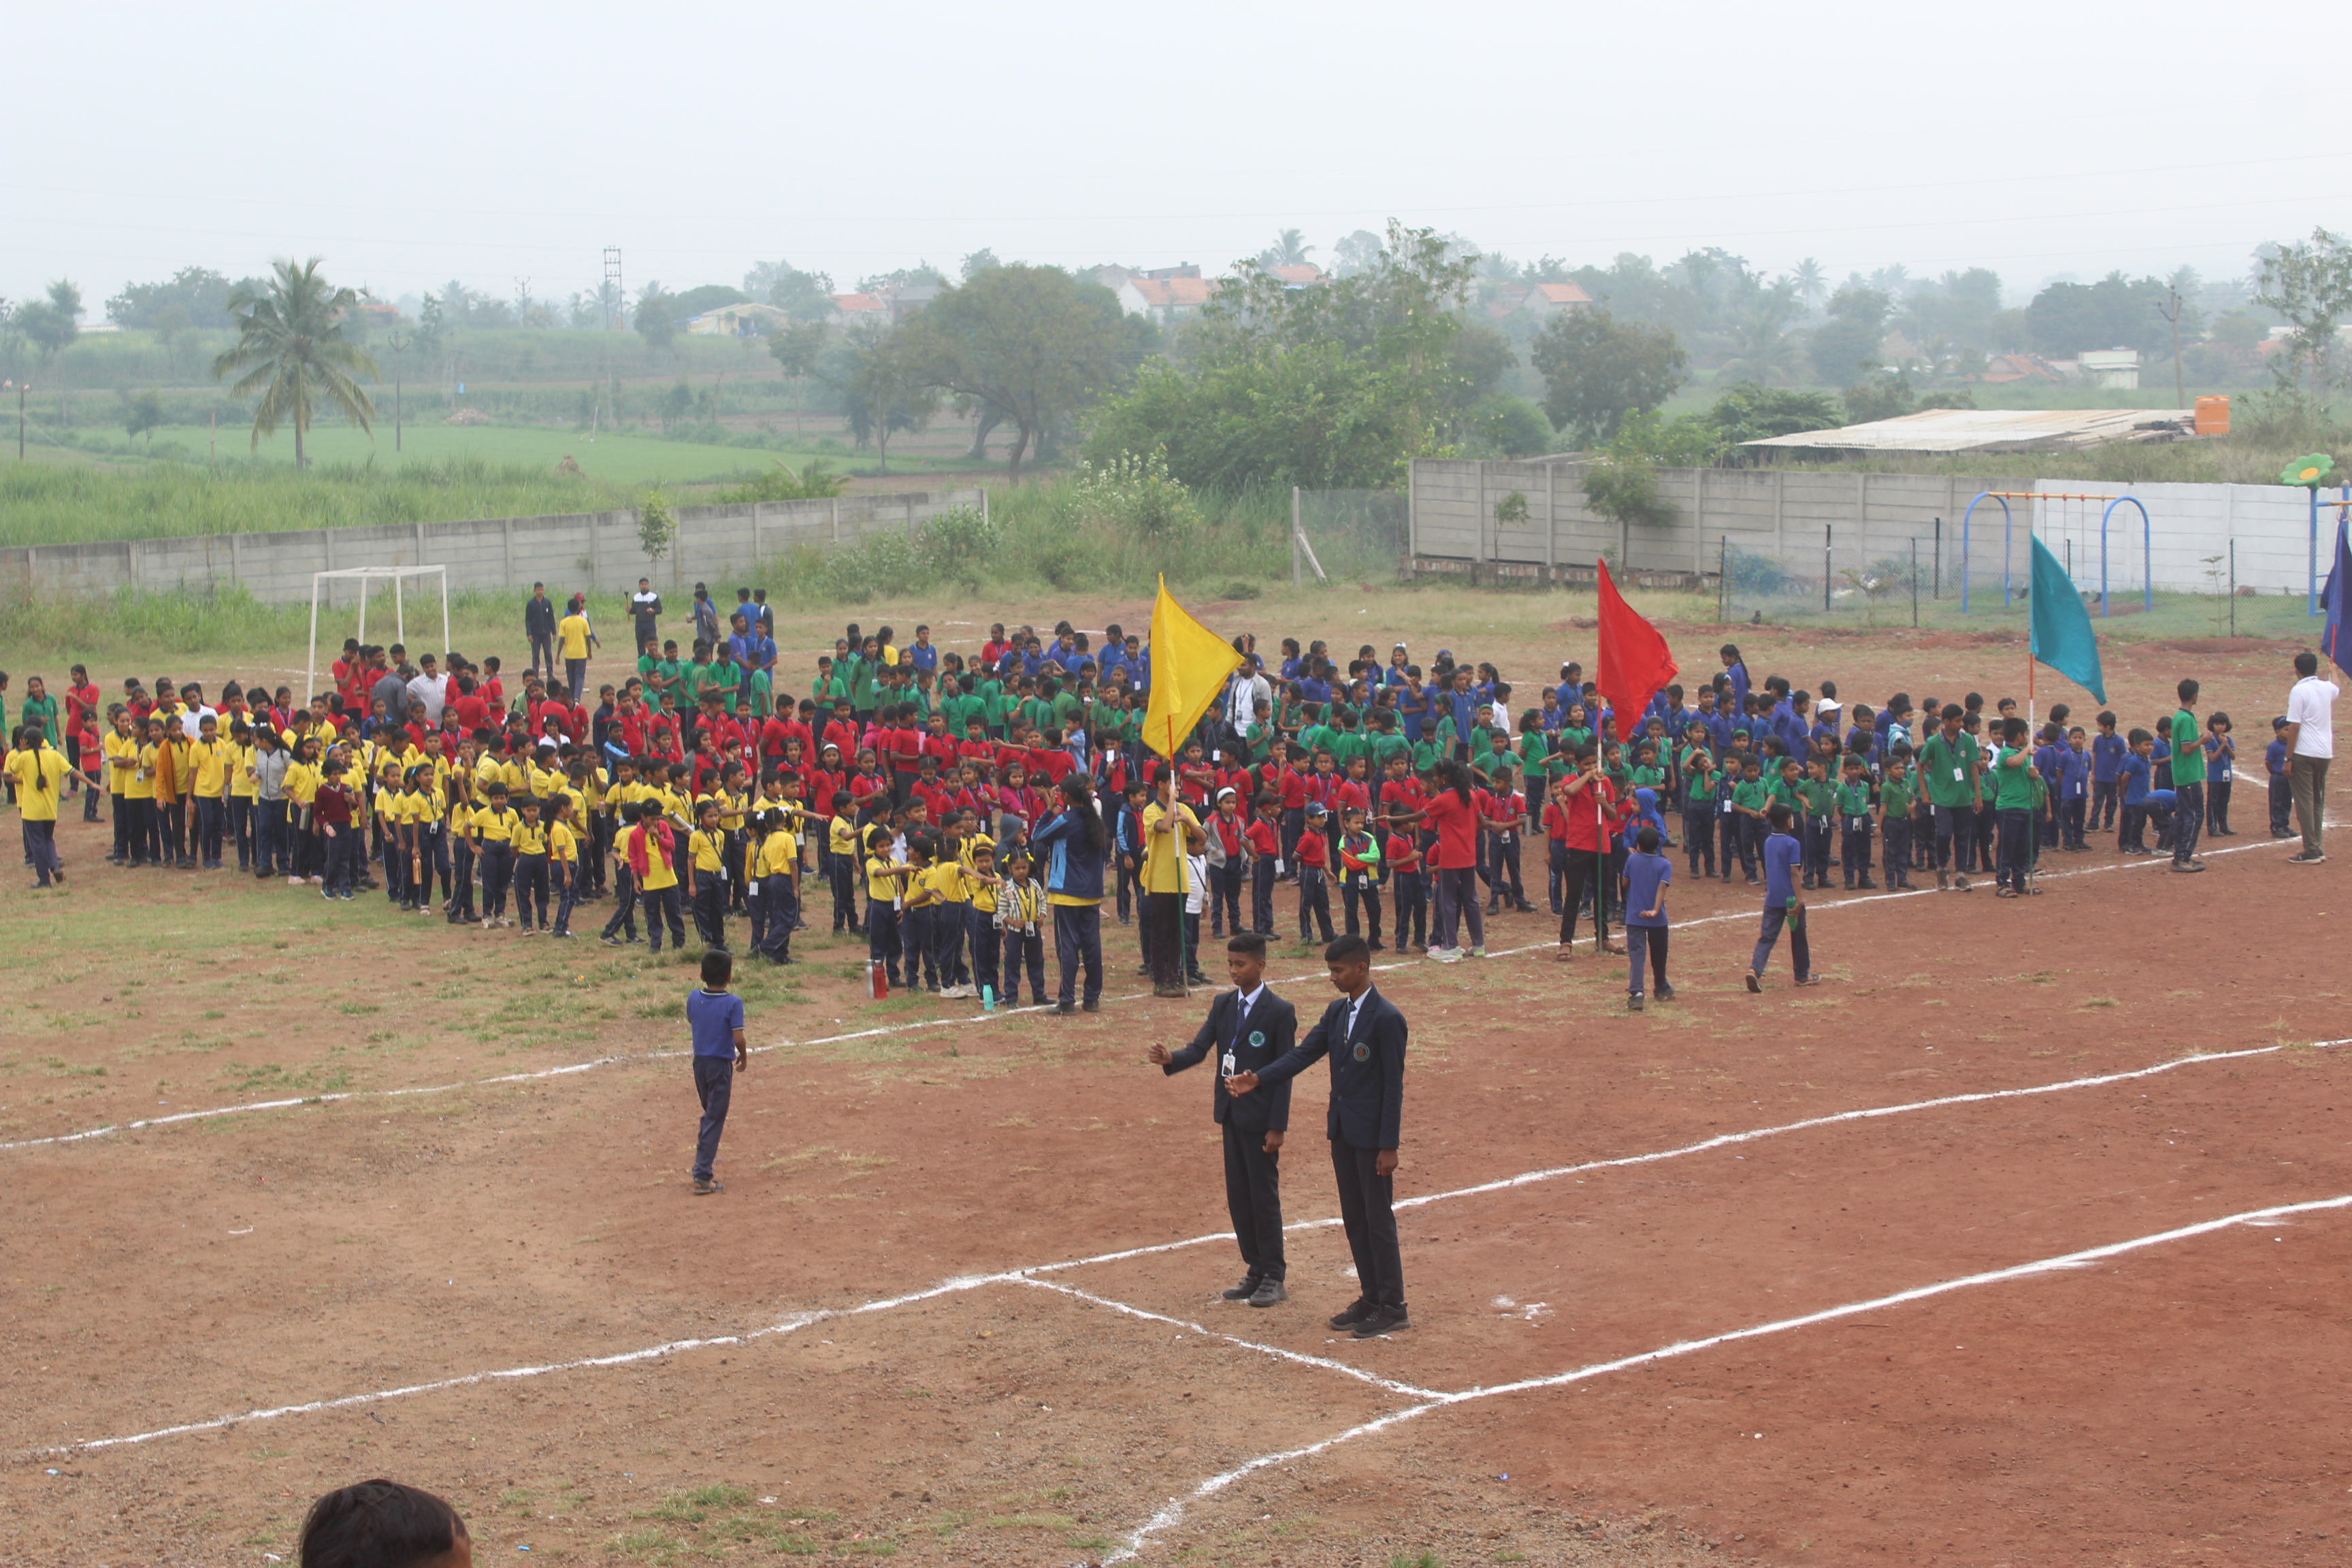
[1259,228,1316,269]
[1789,257,1827,310]
[211,258,378,468]
[1716,315,1805,385]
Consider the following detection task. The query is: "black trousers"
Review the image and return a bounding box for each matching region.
[1054,902,1103,1007]
[1143,889,1186,990]
[1557,847,1611,947]
[1224,1121,1286,1281]
[1331,1137,1403,1309]
[691,1056,732,1181]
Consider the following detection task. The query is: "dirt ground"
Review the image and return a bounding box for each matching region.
[5,606,2349,1566]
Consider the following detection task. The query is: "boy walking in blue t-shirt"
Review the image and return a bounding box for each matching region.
[1620,825,1674,1011]
[1746,802,1816,992]
[685,949,749,1195]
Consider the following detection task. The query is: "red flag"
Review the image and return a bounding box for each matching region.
[1595,558,1678,728]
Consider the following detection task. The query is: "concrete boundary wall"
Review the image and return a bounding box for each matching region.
[1410,459,2343,595]
[0,489,986,608]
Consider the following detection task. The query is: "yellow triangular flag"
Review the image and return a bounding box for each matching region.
[1143,575,1243,760]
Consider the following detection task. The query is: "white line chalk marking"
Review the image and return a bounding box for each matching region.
[37,1032,2343,1456]
[1107,1192,2352,1559]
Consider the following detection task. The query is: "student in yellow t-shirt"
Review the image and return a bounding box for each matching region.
[926,828,975,997]
[511,796,552,933]
[900,834,945,993]
[103,711,140,864]
[374,763,410,906]
[749,807,800,964]
[8,726,71,887]
[557,604,598,703]
[686,796,730,950]
[402,767,444,913]
[864,821,916,988]
[446,793,478,924]
[961,838,1004,1003]
[280,735,321,883]
[225,721,258,872]
[128,717,164,868]
[473,783,521,928]
[827,794,861,936]
[627,806,686,953]
[547,795,581,938]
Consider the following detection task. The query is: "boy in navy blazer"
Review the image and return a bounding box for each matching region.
[1228,934,1409,1337]
[1149,932,1298,1307]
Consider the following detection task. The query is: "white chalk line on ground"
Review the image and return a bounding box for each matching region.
[34,1030,2344,1458]
[6,820,2325,1156]
[1106,1192,2352,1561]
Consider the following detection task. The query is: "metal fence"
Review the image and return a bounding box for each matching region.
[1292,487,1409,585]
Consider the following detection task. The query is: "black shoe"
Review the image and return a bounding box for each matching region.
[1222,1275,1263,1301]
[1328,1299,1375,1330]
[1351,1304,1409,1339]
[1082,999,1100,1013]
[1247,1278,1287,1308]
[1056,1001,1076,1015]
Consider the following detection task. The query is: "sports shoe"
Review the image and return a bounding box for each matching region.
[1953,875,1972,892]
[1351,1305,1410,1339]
[1656,985,1676,1002]
[1744,972,1763,994]
[1327,1299,1375,1330]
[2288,851,2327,865]
[1247,1278,1287,1308]
[1434,947,1463,963]
[1628,994,1646,1011]
[2171,862,2205,874]
[1470,945,1486,958]
[692,1177,724,1196]
[1222,1275,1263,1301]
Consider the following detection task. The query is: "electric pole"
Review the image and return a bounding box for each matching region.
[385,329,412,453]
[2158,286,2187,412]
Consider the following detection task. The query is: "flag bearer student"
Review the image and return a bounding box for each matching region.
[1226,934,1410,1338]
[1836,754,1878,890]
[1745,802,1816,992]
[994,848,1048,1005]
[1991,716,2040,897]
[1552,745,1625,962]
[1147,932,1300,1308]
[685,947,748,1196]
[1620,823,1673,1011]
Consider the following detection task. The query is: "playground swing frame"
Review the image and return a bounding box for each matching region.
[1960,491,2149,617]
[305,564,452,705]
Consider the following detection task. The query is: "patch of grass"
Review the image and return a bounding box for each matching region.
[2078,996,2119,1009]
[336,1002,381,1016]
[633,1484,751,1524]
[606,1529,684,1563]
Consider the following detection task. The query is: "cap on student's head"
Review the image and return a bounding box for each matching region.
[1305,802,1328,819]
[2274,715,2291,729]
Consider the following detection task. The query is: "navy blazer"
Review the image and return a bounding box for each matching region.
[1163,986,1297,1133]
[1253,985,1406,1149]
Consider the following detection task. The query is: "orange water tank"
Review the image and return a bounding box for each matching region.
[2195,395,2230,436]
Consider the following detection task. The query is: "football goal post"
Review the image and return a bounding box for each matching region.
[306,564,451,704]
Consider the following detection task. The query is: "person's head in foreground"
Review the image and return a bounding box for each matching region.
[300,1479,470,1568]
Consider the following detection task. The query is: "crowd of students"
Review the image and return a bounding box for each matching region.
[1,618,2294,1005]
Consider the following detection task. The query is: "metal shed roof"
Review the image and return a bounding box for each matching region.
[1742,406,2195,455]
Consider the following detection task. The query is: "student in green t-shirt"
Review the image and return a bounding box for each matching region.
[1991,715,2040,896]
[1795,757,1837,888]
[1876,757,1916,890]
[2168,676,2207,870]
[1916,702,1982,891]
[1835,755,1878,891]
[1729,758,1769,883]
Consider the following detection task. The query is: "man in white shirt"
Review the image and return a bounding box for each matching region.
[405,654,451,725]
[2283,650,2336,863]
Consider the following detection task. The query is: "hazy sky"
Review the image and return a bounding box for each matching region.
[6,0,2344,313]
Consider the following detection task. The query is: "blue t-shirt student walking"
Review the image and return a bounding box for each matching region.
[1746,803,1815,992]
[1620,827,1673,1009]
[685,949,749,1194]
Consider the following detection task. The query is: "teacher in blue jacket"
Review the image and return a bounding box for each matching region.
[1227,933,1410,1338]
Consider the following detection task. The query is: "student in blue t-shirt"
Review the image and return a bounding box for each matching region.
[1746,802,1815,992]
[1620,824,1674,1011]
[685,948,749,1195]
[2266,717,2294,837]
[2116,729,2176,855]
[2089,710,2127,830]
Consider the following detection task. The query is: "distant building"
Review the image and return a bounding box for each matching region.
[2077,348,2141,390]
[1520,282,1593,315]
[828,293,891,328]
[1267,264,1326,286]
[1116,276,1219,327]
[1083,265,1141,291]
[1971,353,2065,385]
[686,301,794,337]
[1142,263,1203,281]
[885,281,941,322]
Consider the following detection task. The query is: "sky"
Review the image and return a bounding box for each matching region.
[5,0,2345,315]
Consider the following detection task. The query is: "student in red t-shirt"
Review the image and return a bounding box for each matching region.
[1384,807,1426,951]
[1422,759,1484,958]
[1553,745,1625,961]
[1243,794,1281,934]
[1294,802,1335,945]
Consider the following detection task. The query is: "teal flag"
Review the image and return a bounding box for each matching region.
[2029,534,2107,703]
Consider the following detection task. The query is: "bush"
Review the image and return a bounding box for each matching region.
[1069,448,1200,536]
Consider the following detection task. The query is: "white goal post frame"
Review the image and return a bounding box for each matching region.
[305,565,452,705]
